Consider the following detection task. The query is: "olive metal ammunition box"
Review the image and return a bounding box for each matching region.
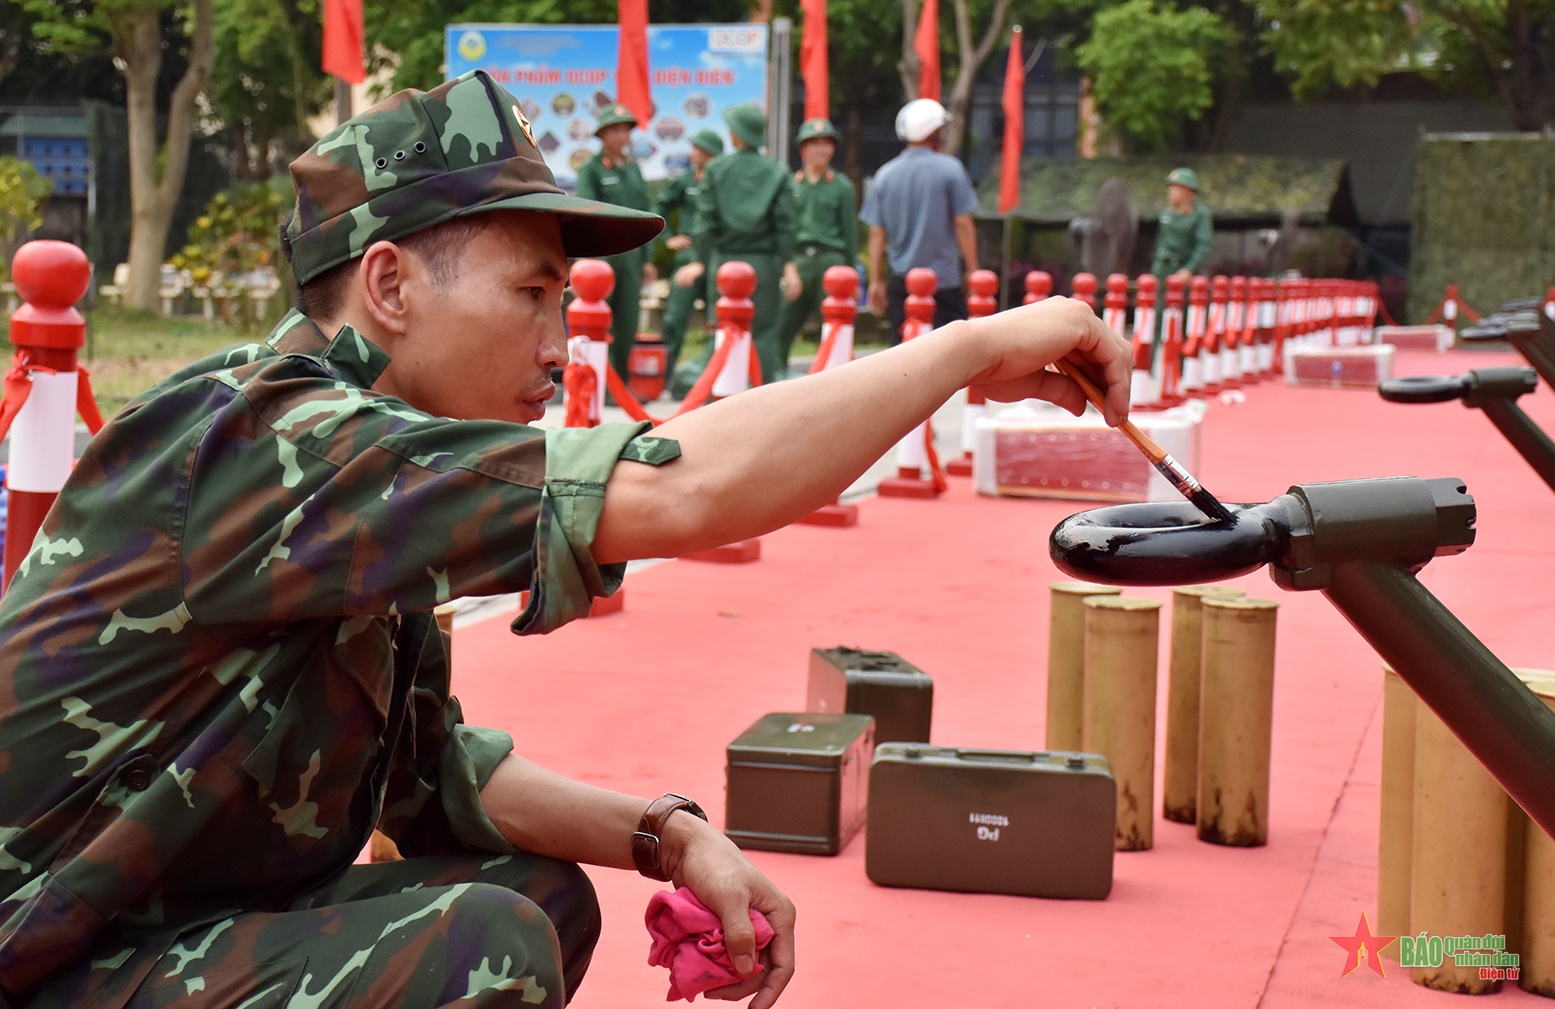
[725,712,874,855]
[806,647,933,746]
[866,745,1115,899]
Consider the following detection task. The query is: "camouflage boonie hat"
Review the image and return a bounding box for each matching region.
[795,118,838,144]
[286,70,664,285]
[594,103,638,133]
[1165,167,1200,192]
[689,129,724,156]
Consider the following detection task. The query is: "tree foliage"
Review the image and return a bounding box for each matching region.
[211,0,330,179]
[1075,0,1233,152]
[0,157,52,278]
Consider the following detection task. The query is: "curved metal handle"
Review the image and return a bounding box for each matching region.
[1049,501,1284,587]
[1379,374,1469,404]
[1460,323,1508,342]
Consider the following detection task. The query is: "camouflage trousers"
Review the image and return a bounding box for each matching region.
[23,851,600,1009]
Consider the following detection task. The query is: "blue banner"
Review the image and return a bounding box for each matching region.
[446,24,770,188]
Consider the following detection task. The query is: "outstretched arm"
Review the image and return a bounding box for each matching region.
[592,296,1130,563]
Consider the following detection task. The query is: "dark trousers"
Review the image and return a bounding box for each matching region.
[26,851,601,1008]
[886,273,968,345]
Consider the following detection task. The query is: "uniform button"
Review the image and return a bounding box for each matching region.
[123,769,151,792]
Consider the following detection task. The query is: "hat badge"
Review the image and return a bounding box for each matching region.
[512,104,537,148]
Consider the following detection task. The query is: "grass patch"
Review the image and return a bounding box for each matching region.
[3,305,257,413]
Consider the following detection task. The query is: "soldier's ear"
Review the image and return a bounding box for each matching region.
[359,240,411,337]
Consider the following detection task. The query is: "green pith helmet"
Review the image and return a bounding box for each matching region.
[723,103,767,148]
[1165,167,1200,192]
[795,118,839,144]
[594,103,639,134]
[689,129,725,156]
[283,70,662,285]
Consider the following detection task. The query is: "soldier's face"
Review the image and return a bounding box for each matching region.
[389,212,568,424]
[801,138,835,170]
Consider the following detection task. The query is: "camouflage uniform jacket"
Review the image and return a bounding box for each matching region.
[0,309,675,1000]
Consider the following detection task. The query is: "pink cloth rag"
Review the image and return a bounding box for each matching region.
[645,887,774,1002]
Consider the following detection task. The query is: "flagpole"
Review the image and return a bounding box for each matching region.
[335,77,352,127]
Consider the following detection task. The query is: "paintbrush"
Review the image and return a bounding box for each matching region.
[1051,358,1236,523]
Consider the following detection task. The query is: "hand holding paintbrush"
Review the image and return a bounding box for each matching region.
[1050,358,1235,523]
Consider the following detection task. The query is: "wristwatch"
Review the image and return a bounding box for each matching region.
[633,792,708,881]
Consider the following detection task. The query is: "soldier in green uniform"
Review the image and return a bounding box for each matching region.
[575,104,653,382]
[1150,167,1213,280]
[778,118,857,371]
[653,129,724,380]
[0,68,1134,1009]
[681,103,801,384]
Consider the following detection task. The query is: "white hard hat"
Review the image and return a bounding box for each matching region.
[895,99,950,142]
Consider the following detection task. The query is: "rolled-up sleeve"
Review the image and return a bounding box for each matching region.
[513,422,678,634]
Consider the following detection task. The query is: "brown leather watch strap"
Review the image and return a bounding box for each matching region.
[632,792,708,881]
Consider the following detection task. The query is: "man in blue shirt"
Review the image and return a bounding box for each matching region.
[859,99,981,343]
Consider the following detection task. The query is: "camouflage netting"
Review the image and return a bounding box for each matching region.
[975,154,1351,226]
[1408,134,1555,325]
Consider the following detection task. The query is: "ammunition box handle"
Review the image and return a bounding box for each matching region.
[954,748,1038,763]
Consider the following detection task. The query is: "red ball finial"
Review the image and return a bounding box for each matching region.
[1106,273,1128,296]
[968,269,999,299]
[1136,273,1158,294]
[569,259,615,302]
[1071,272,1097,301]
[822,265,858,301]
[12,240,90,310]
[1165,273,1186,296]
[1210,275,1228,299]
[1024,270,1052,301]
[716,260,757,299]
[1230,276,1246,298]
[905,267,937,297]
[1190,275,1209,300]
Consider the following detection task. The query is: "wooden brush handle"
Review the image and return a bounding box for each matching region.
[1051,359,1167,465]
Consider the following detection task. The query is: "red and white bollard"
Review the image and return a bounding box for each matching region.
[564,260,613,427]
[711,261,762,399]
[1181,276,1208,394]
[808,265,858,375]
[1071,272,1097,310]
[879,268,946,499]
[1102,273,1129,337]
[1228,276,1250,383]
[1236,277,1258,379]
[1023,270,1052,304]
[1159,274,1186,406]
[2,241,101,591]
[797,266,863,527]
[681,262,763,562]
[1129,274,1159,408]
[1544,286,1554,321]
[1204,275,1228,390]
[947,270,998,478]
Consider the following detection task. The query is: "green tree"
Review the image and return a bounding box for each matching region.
[25,0,214,311]
[0,156,52,278]
[1075,0,1233,152]
[212,0,329,180]
[1261,0,1554,130]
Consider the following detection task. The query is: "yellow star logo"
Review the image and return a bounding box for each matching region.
[512,104,537,148]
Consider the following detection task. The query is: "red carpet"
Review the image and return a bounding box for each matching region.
[447,347,1555,1008]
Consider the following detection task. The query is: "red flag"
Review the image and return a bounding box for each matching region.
[617,0,652,126]
[914,0,941,101]
[321,0,364,85]
[999,26,1023,215]
[800,0,829,121]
